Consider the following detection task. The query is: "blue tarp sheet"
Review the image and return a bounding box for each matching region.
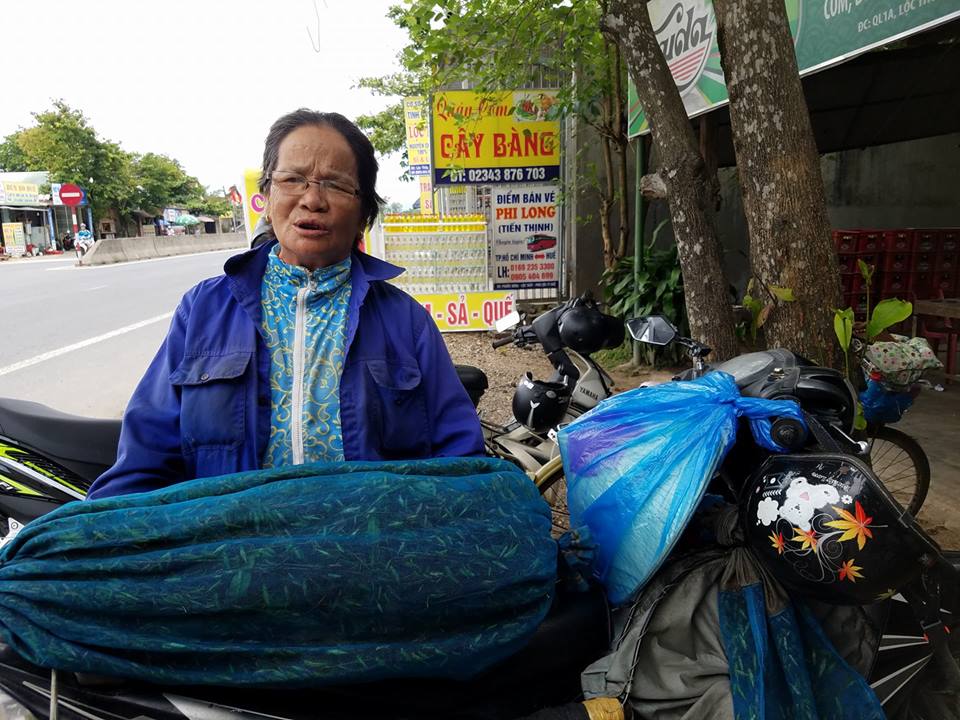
[0,457,557,686]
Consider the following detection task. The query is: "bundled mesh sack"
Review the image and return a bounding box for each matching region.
[862,335,942,391]
[558,372,804,606]
[0,457,556,686]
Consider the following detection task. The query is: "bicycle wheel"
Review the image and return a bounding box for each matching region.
[867,426,931,516]
[533,456,569,537]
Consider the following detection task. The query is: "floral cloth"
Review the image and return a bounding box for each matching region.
[260,247,352,467]
[862,335,942,391]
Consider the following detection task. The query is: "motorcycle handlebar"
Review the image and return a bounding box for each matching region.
[491,335,514,349]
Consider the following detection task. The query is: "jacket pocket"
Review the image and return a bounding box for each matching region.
[171,352,251,450]
[364,359,430,458]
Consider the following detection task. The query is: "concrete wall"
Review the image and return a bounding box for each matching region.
[80,232,247,266]
[567,121,639,297]
[713,131,960,297]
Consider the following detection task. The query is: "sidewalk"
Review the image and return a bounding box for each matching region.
[897,374,960,547]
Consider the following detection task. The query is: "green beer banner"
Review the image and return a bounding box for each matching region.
[628,0,960,137]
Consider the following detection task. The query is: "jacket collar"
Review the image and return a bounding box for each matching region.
[223,239,404,322]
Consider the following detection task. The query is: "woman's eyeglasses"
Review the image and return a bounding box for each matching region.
[269,170,360,200]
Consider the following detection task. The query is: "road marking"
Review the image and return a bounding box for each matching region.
[0,312,174,378]
[85,285,107,291]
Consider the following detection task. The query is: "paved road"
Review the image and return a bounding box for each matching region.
[0,250,239,418]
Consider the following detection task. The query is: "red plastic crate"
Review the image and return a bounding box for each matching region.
[914,252,936,272]
[882,252,914,273]
[934,250,957,273]
[840,273,859,292]
[878,272,913,297]
[833,230,859,254]
[837,253,859,274]
[843,292,869,318]
[857,252,881,271]
[914,230,938,254]
[857,231,884,253]
[883,230,915,253]
[912,272,934,300]
[850,272,881,295]
[941,230,959,256]
[931,271,958,296]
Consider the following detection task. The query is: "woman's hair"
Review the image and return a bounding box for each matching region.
[259,109,384,229]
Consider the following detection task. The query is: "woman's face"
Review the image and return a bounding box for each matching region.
[266,124,364,270]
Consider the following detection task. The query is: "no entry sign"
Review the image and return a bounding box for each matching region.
[58,183,84,207]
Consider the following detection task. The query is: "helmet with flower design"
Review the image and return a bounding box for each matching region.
[741,453,940,605]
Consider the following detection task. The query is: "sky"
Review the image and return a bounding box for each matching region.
[0,0,420,207]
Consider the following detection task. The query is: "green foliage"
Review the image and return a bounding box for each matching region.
[739,278,797,343]
[2,100,215,229]
[190,193,232,218]
[133,153,205,213]
[866,298,912,342]
[3,101,135,218]
[858,259,876,319]
[601,245,688,365]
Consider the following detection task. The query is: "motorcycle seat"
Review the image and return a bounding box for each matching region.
[455,364,489,407]
[0,398,121,482]
[0,582,610,720]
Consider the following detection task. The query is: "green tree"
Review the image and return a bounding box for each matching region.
[190,192,232,218]
[361,0,631,267]
[132,153,205,213]
[355,73,419,180]
[5,101,136,220]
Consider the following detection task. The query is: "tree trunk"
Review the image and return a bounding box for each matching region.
[713,0,841,366]
[601,0,738,360]
[612,40,630,261]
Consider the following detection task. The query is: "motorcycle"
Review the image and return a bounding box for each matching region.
[0,398,610,720]
[0,318,956,719]
[623,315,960,716]
[455,295,624,476]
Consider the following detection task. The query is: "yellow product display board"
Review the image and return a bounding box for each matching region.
[415,291,517,332]
[431,90,560,186]
[382,214,490,303]
[1,223,26,255]
[242,169,266,243]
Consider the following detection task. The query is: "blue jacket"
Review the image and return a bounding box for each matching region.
[88,242,485,500]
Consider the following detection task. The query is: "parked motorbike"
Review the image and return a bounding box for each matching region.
[0,398,609,719]
[626,315,960,714]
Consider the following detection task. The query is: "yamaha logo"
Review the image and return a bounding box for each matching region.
[654,0,715,94]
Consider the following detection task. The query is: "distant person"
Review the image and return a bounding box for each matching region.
[88,109,483,500]
[75,224,94,257]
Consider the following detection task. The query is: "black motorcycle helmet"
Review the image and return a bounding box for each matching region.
[511,372,571,434]
[742,453,940,605]
[558,303,624,355]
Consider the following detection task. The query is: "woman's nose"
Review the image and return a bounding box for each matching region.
[298,185,329,211]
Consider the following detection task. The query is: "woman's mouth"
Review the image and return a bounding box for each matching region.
[293,221,330,238]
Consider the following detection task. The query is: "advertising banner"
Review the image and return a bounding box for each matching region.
[431,90,561,186]
[418,176,435,215]
[403,96,432,176]
[414,291,517,332]
[490,184,560,290]
[0,182,40,205]
[2,223,26,255]
[628,0,960,137]
[242,169,266,242]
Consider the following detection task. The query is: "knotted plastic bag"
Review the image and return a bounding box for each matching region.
[558,371,804,606]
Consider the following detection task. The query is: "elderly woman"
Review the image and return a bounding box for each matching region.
[88,110,484,500]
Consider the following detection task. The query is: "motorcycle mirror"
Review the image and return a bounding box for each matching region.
[627,315,677,346]
[495,311,521,333]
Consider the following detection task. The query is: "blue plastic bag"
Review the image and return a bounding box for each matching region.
[558,371,805,606]
[860,377,913,425]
